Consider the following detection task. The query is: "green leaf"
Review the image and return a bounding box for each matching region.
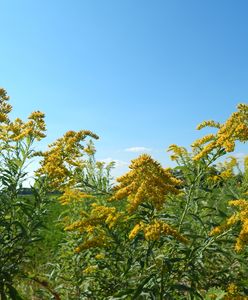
[7,284,24,300]
[131,274,154,299]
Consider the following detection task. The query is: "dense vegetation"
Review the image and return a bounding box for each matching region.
[0,88,248,299]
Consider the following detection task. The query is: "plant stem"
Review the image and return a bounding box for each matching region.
[178,168,203,232]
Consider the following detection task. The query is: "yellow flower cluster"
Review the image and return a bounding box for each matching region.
[37,130,99,190]
[0,89,46,143]
[167,144,188,161]
[193,104,248,160]
[210,199,248,252]
[27,111,46,140]
[191,134,215,148]
[0,88,12,124]
[95,253,105,260]
[192,141,217,161]
[65,203,122,232]
[8,111,46,141]
[64,201,123,253]
[7,118,25,141]
[227,283,239,295]
[129,220,188,243]
[219,169,233,180]
[144,220,188,243]
[224,283,247,300]
[90,203,122,229]
[129,223,143,239]
[112,154,182,213]
[83,265,98,274]
[75,235,107,252]
[196,120,221,130]
[59,187,95,205]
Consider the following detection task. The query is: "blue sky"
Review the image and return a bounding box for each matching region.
[1,0,248,177]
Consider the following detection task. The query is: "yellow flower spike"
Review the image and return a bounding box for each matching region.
[227,283,239,295]
[0,88,12,124]
[28,111,45,121]
[83,265,98,274]
[142,220,188,243]
[95,253,105,260]
[226,214,239,226]
[209,226,222,236]
[192,104,248,161]
[76,235,107,252]
[167,144,188,161]
[234,240,243,253]
[74,247,81,253]
[0,113,8,123]
[65,203,122,234]
[36,129,99,190]
[64,220,85,231]
[112,154,181,213]
[219,169,233,180]
[193,141,216,161]
[191,134,215,148]
[210,199,248,252]
[85,225,95,234]
[196,120,221,130]
[59,187,95,205]
[129,223,143,240]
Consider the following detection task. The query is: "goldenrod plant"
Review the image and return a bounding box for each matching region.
[0,89,49,299]
[1,88,248,299]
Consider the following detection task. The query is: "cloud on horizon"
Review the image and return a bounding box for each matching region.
[124,146,152,153]
[100,157,129,168]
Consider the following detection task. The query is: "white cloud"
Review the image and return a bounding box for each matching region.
[125,146,152,153]
[100,157,129,168]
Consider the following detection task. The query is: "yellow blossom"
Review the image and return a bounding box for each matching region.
[209,226,222,236]
[95,253,105,260]
[196,120,221,130]
[59,187,95,205]
[65,203,122,238]
[0,88,12,124]
[142,220,188,243]
[193,104,248,161]
[193,141,216,161]
[210,199,248,252]
[167,144,188,161]
[36,130,99,190]
[191,134,215,148]
[75,235,107,252]
[111,154,182,213]
[129,223,143,240]
[83,265,98,274]
[227,283,238,295]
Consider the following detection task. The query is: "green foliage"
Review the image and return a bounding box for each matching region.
[0,138,49,298]
[1,89,248,299]
[0,88,50,299]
